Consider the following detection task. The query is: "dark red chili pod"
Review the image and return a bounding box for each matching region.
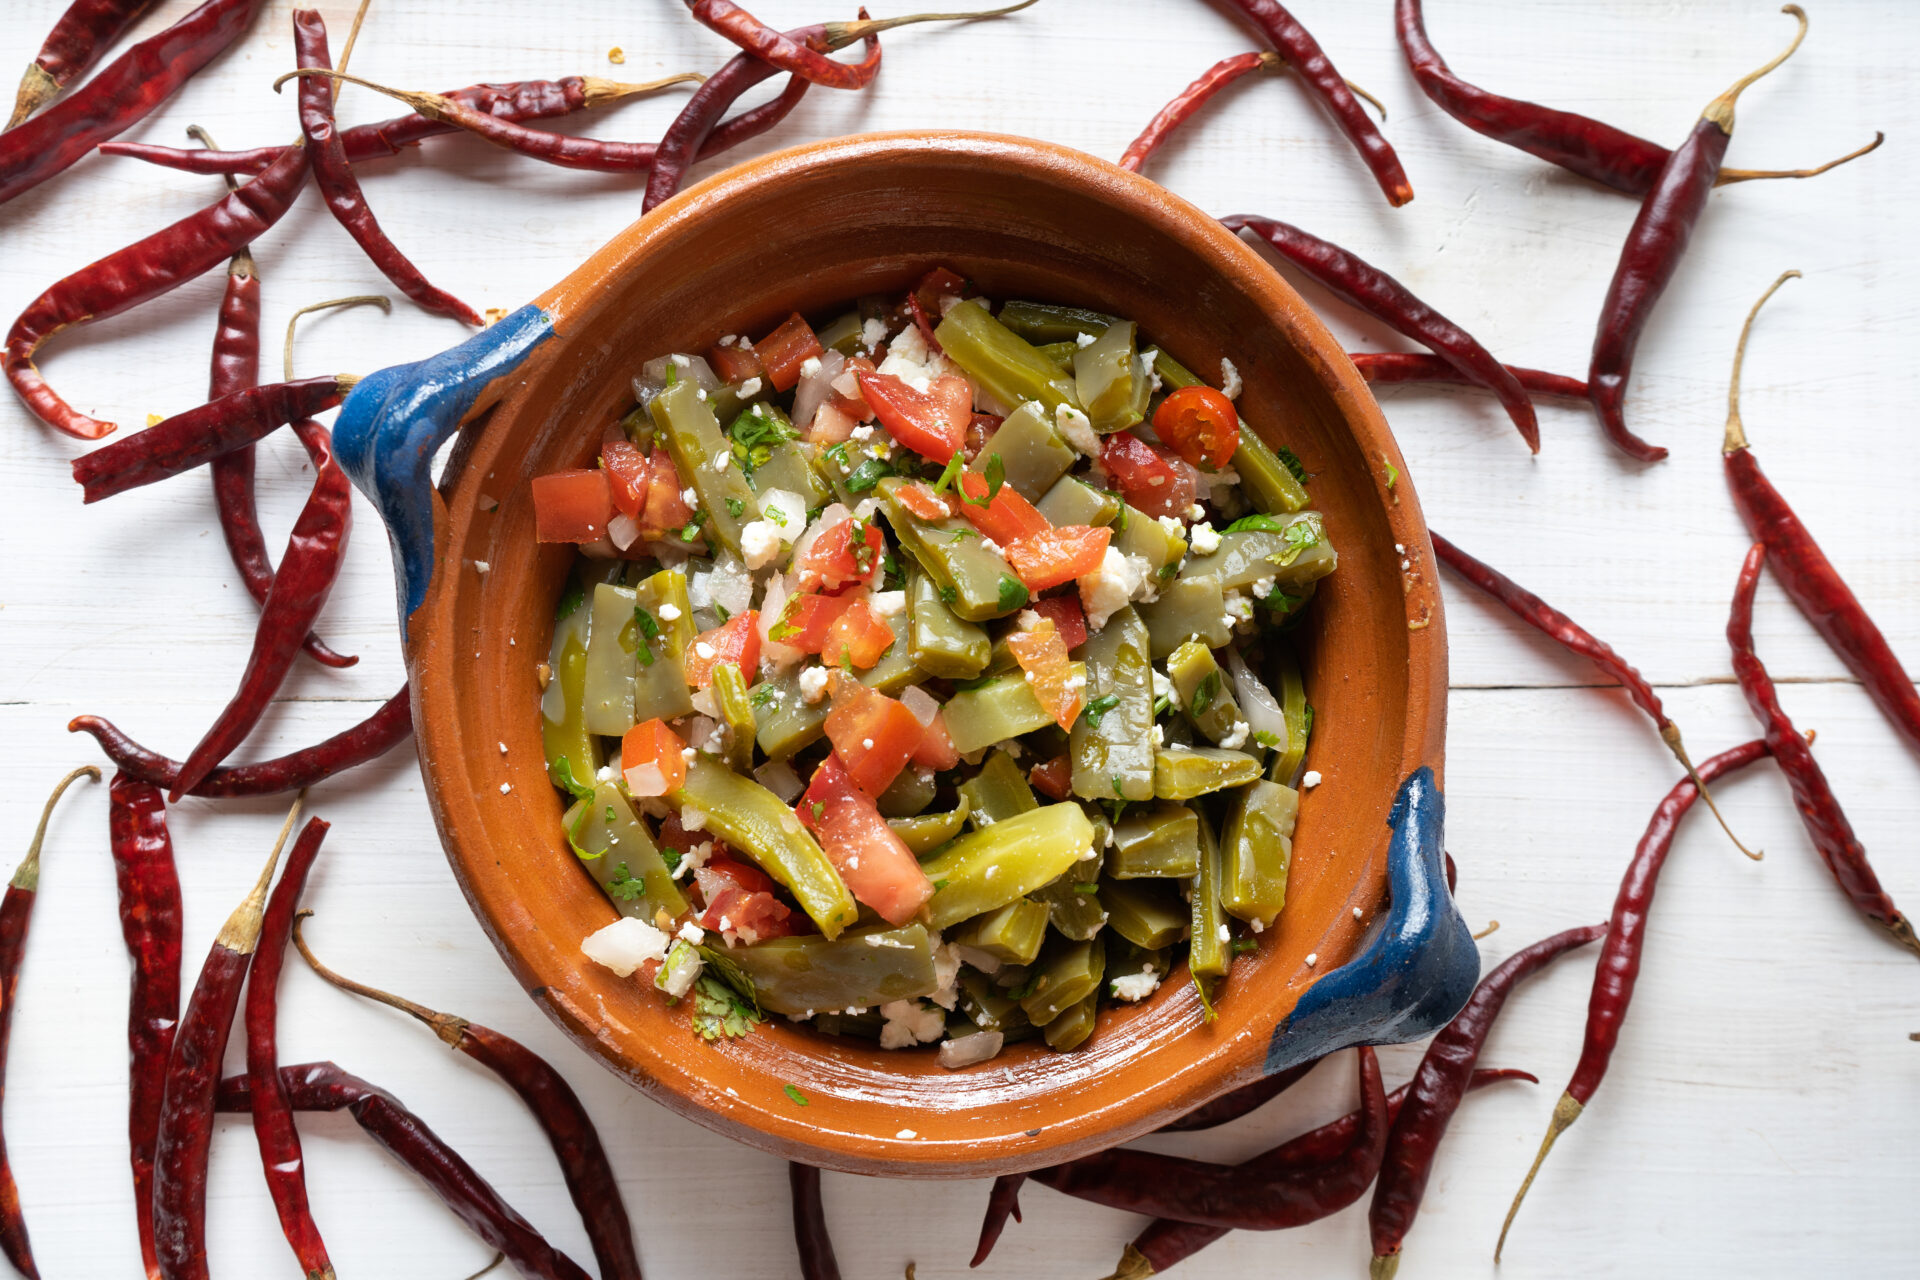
[8,0,159,128]
[789,1163,841,1280]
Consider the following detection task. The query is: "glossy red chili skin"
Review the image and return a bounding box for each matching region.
[107,772,183,1280]
[1351,351,1588,400]
[1570,738,1771,1107]
[10,0,160,123]
[690,1,881,91]
[1120,51,1271,173]
[0,0,265,206]
[1223,214,1537,452]
[71,374,349,502]
[6,141,311,440]
[1587,117,1728,463]
[1725,448,1920,754]
[790,1163,843,1280]
[1726,546,1918,958]
[294,10,479,326]
[0,881,41,1279]
[171,420,353,798]
[1369,923,1605,1264]
[970,1172,1026,1267]
[69,686,413,798]
[1221,0,1412,205]
[152,942,252,1280]
[1394,0,1667,195]
[1157,1059,1316,1133]
[246,817,334,1280]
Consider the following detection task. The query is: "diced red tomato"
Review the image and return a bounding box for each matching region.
[797,755,934,925]
[823,672,924,797]
[1153,384,1241,472]
[641,447,694,535]
[600,440,650,520]
[1005,525,1111,593]
[956,471,1051,545]
[966,413,1000,461]
[896,481,957,522]
[907,292,942,353]
[695,859,799,942]
[913,267,968,316]
[1007,620,1084,731]
[825,354,876,421]
[807,401,857,445]
[533,469,614,543]
[683,611,761,688]
[823,597,895,671]
[1029,754,1073,801]
[706,340,765,385]
[797,517,884,593]
[768,591,857,653]
[620,718,688,797]
[753,312,824,392]
[1100,431,1199,520]
[910,710,959,771]
[658,812,730,861]
[1031,595,1088,650]
[856,370,971,464]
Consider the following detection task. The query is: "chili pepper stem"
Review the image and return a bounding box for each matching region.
[1494,1092,1583,1262]
[577,73,708,106]
[463,1253,505,1280]
[1370,1255,1399,1280]
[1471,920,1500,940]
[1723,269,1802,453]
[1702,6,1808,132]
[291,910,468,1046]
[284,295,391,381]
[7,64,59,130]
[1716,131,1883,186]
[825,0,1038,45]
[1102,1243,1154,1280]
[274,66,703,111]
[218,792,305,953]
[11,766,101,890]
[1662,725,1760,860]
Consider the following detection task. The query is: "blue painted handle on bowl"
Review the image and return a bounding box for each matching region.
[334,303,556,635]
[1263,765,1478,1074]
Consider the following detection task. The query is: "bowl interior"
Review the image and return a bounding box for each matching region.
[410,132,1445,1177]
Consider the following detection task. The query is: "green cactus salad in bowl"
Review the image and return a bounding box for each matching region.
[528,266,1336,1067]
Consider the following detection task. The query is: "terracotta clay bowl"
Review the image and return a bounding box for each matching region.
[333,130,1471,1178]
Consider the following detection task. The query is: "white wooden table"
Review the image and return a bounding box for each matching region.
[2,2,1914,1275]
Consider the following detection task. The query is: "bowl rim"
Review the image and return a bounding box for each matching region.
[405,128,1448,1176]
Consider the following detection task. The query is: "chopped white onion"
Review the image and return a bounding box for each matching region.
[754,759,804,803]
[900,685,941,728]
[790,348,846,433]
[623,762,670,798]
[707,549,755,617]
[1226,647,1286,745]
[581,918,669,976]
[757,574,804,671]
[788,503,850,571]
[938,1030,1005,1070]
[606,512,641,551]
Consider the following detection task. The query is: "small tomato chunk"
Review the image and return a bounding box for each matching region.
[601,440,650,520]
[696,858,799,942]
[753,312,825,392]
[1100,431,1198,520]
[823,672,923,797]
[532,469,614,543]
[910,710,959,772]
[1004,525,1111,593]
[768,591,857,653]
[640,447,694,535]
[797,517,884,593]
[797,755,935,925]
[896,480,958,522]
[957,471,1050,545]
[1154,384,1241,472]
[683,611,761,688]
[823,597,895,670]
[1006,620,1083,731]
[856,370,970,463]
[620,718,688,797]
[1031,595,1088,650]
[706,340,765,385]
[1029,755,1073,801]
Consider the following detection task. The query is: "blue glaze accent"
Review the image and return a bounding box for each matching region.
[334,304,556,634]
[1263,765,1478,1074]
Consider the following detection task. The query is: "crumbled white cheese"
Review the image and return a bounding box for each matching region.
[798,666,829,704]
[1015,609,1044,632]
[657,603,681,622]
[1219,718,1251,750]
[671,353,692,368]
[875,322,954,392]
[849,423,874,441]
[498,741,508,755]
[1111,967,1163,1002]
[1079,545,1144,631]
[678,922,706,944]
[1055,403,1100,457]
[581,918,669,977]
[498,782,512,794]
[896,1129,919,1140]
[681,486,699,508]
[1220,357,1242,401]
[473,559,490,575]
[739,519,782,570]
[1142,349,1163,392]
[1074,331,1097,348]
[694,642,717,661]
[1218,924,1231,943]
[674,839,714,879]
[878,999,946,1050]
[1305,952,1318,967]
[799,355,822,379]
[1151,724,1165,746]
[869,590,907,619]
[1188,521,1221,556]
[861,737,875,750]
[1186,503,1206,522]
[737,377,762,398]
[861,316,888,352]
[1224,591,1254,626]
[1251,576,1275,600]
[1353,906,1365,920]
[1302,770,1322,788]
[1151,668,1173,703]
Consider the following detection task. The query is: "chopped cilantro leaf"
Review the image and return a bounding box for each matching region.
[1277,446,1309,485]
[1381,453,1398,490]
[932,450,966,495]
[606,862,645,901]
[549,756,594,800]
[1084,694,1121,728]
[565,804,599,861]
[725,496,745,518]
[691,973,759,1041]
[1073,883,1101,895]
[555,582,585,621]
[1192,671,1219,719]
[846,458,894,493]
[784,1084,810,1107]
[1223,513,1286,534]
[997,574,1028,612]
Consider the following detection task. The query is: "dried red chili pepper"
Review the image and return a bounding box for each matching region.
[0,0,264,206]
[1369,922,1604,1278]
[7,0,158,128]
[5,142,311,439]
[1729,545,1918,956]
[1118,50,1277,172]
[1106,1069,1535,1279]
[292,917,643,1280]
[1350,352,1587,400]
[1031,1046,1387,1229]
[686,0,894,90]
[0,765,100,1280]
[1497,738,1772,1260]
[1223,215,1538,451]
[169,419,353,798]
[107,772,181,1280]
[790,1163,842,1280]
[1395,0,1880,197]
[1159,1059,1318,1133]
[1430,530,1753,857]
[646,3,1032,210]
[969,1172,1026,1268]
[70,373,353,501]
[1722,271,1920,755]
[152,796,303,1280]
[102,71,790,177]
[69,686,412,798]
[214,1064,593,1280]
[246,817,334,1280]
[1587,7,1809,463]
[1219,0,1412,205]
[292,10,479,326]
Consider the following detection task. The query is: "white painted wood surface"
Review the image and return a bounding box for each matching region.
[2,1,1915,1275]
